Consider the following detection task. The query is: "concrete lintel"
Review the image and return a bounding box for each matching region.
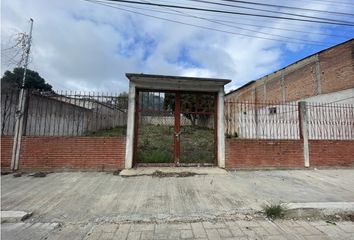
[126,73,231,92]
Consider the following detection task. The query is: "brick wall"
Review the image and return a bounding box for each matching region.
[225,139,303,168]
[1,136,13,169]
[320,41,354,94]
[225,139,354,169]
[226,39,354,102]
[309,140,354,167]
[1,136,126,171]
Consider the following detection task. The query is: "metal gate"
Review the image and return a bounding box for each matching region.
[133,90,217,166]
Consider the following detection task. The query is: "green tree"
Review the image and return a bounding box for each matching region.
[164,93,214,126]
[1,67,52,91]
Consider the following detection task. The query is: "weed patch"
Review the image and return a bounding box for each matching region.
[263,203,286,219]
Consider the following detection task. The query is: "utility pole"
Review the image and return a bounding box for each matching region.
[11,18,34,171]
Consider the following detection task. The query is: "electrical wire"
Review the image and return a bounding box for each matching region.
[116,0,337,45]
[87,0,333,46]
[215,0,354,17]
[100,0,354,26]
[110,2,352,38]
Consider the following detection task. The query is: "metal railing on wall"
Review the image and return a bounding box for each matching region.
[1,89,128,136]
[224,101,354,140]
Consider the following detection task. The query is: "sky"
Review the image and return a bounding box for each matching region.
[1,0,354,93]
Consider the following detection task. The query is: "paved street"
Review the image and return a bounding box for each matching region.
[2,170,354,223]
[2,169,354,239]
[2,219,354,240]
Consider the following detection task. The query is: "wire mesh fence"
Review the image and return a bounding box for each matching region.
[1,89,128,136]
[225,101,354,140]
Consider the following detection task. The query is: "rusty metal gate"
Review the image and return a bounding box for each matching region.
[133,90,217,166]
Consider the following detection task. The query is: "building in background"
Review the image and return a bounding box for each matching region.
[224,39,354,139]
[225,38,354,104]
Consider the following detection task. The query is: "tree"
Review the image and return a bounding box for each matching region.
[164,93,214,126]
[1,67,52,92]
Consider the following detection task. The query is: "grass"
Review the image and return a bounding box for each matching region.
[87,124,215,164]
[88,126,126,137]
[179,125,214,163]
[262,203,287,219]
[138,124,214,164]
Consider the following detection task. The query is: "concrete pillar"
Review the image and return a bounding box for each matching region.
[280,72,286,102]
[299,101,310,167]
[125,81,136,169]
[315,54,322,95]
[217,87,226,168]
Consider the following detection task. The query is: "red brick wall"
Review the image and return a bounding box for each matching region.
[1,136,13,169]
[309,140,354,167]
[319,41,354,94]
[225,139,354,169]
[1,136,126,171]
[284,62,317,101]
[225,139,304,168]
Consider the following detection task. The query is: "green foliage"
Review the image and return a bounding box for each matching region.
[263,203,286,219]
[164,93,214,126]
[138,150,173,163]
[88,126,126,136]
[138,124,214,164]
[118,92,128,98]
[1,67,52,91]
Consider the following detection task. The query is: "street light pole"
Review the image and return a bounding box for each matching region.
[11,18,34,171]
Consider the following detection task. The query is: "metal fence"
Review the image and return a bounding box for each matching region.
[224,101,354,140]
[307,102,354,140]
[1,90,128,136]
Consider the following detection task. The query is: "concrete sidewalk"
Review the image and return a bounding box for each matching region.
[1,169,354,224]
[2,219,354,240]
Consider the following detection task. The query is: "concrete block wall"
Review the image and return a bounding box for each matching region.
[225,139,354,169]
[1,136,126,171]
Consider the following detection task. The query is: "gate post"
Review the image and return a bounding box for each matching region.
[125,81,136,169]
[218,88,226,168]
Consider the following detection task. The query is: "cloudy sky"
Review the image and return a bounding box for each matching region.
[1,0,354,93]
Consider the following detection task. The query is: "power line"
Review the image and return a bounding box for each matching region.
[135,0,336,45]
[278,0,354,7]
[189,0,354,22]
[112,1,352,39]
[215,0,354,17]
[87,0,333,46]
[100,0,354,26]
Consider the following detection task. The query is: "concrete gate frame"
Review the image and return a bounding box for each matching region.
[124,73,231,169]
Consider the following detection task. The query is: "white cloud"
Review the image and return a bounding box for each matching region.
[1,0,353,93]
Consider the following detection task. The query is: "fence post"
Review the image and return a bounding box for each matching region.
[298,101,310,167]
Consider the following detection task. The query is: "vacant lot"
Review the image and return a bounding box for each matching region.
[138,124,214,164]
